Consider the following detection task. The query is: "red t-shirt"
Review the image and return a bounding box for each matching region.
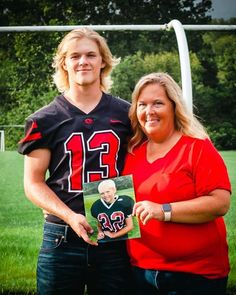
[123,136,231,279]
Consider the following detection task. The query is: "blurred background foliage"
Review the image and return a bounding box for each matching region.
[0,0,235,150]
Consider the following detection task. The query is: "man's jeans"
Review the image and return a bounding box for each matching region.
[131,266,228,295]
[37,222,132,295]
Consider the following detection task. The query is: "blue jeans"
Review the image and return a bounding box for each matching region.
[37,222,132,295]
[131,266,228,295]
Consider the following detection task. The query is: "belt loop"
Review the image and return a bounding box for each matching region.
[64,225,69,242]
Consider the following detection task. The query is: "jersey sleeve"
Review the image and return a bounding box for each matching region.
[18,116,53,155]
[192,139,231,196]
[123,196,135,217]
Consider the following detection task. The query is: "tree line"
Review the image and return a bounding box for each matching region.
[0,0,235,150]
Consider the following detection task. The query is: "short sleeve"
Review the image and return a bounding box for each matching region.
[124,196,135,217]
[18,116,53,155]
[192,139,231,196]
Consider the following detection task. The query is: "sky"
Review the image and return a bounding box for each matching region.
[211,0,236,19]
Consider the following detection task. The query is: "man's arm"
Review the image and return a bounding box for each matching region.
[24,148,97,245]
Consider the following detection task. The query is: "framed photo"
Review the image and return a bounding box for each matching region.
[83,174,141,243]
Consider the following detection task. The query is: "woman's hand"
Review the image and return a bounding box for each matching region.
[133,201,163,225]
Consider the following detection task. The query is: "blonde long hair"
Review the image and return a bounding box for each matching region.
[128,72,209,152]
[52,28,120,93]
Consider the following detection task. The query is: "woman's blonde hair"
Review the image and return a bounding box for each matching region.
[128,72,209,152]
[52,28,120,93]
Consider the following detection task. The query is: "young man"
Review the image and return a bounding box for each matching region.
[18,28,132,295]
[91,179,134,242]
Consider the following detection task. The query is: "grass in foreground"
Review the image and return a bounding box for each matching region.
[0,152,43,294]
[0,151,235,294]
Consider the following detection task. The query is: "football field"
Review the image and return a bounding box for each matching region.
[0,151,235,294]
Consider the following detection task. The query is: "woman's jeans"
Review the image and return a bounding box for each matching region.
[37,222,132,295]
[132,266,228,295]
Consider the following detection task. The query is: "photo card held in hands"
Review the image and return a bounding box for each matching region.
[83,174,141,243]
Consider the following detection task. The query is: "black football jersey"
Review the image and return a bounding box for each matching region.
[91,195,134,239]
[18,93,131,223]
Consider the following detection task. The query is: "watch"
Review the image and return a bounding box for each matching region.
[162,203,172,221]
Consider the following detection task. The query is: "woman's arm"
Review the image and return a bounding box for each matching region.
[133,189,230,225]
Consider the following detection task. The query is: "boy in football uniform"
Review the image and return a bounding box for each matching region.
[91,179,134,242]
[18,28,132,295]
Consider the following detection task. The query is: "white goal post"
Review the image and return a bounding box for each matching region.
[0,130,5,152]
[0,125,24,152]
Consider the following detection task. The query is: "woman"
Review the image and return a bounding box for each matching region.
[123,72,231,295]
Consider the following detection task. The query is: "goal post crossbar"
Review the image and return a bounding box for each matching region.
[0,24,236,32]
[0,20,235,117]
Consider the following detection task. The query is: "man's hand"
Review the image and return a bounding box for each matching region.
[41,208,98,245]
[68,213,98,246]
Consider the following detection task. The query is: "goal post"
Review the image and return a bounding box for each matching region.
[0,125,24,151]
[0,130,5,152]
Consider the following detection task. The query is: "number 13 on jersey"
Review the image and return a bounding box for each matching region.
[65,130,120,192]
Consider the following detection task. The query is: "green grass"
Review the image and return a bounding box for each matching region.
[221,151,236,293]
[0,151,236,294]
[0,152,43,294]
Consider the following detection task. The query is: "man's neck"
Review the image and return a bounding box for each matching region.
[64,84,103,114]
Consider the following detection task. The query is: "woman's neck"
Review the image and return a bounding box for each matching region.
[147,131,182,162]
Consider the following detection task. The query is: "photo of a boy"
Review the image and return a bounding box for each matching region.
[91,179,134,242]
